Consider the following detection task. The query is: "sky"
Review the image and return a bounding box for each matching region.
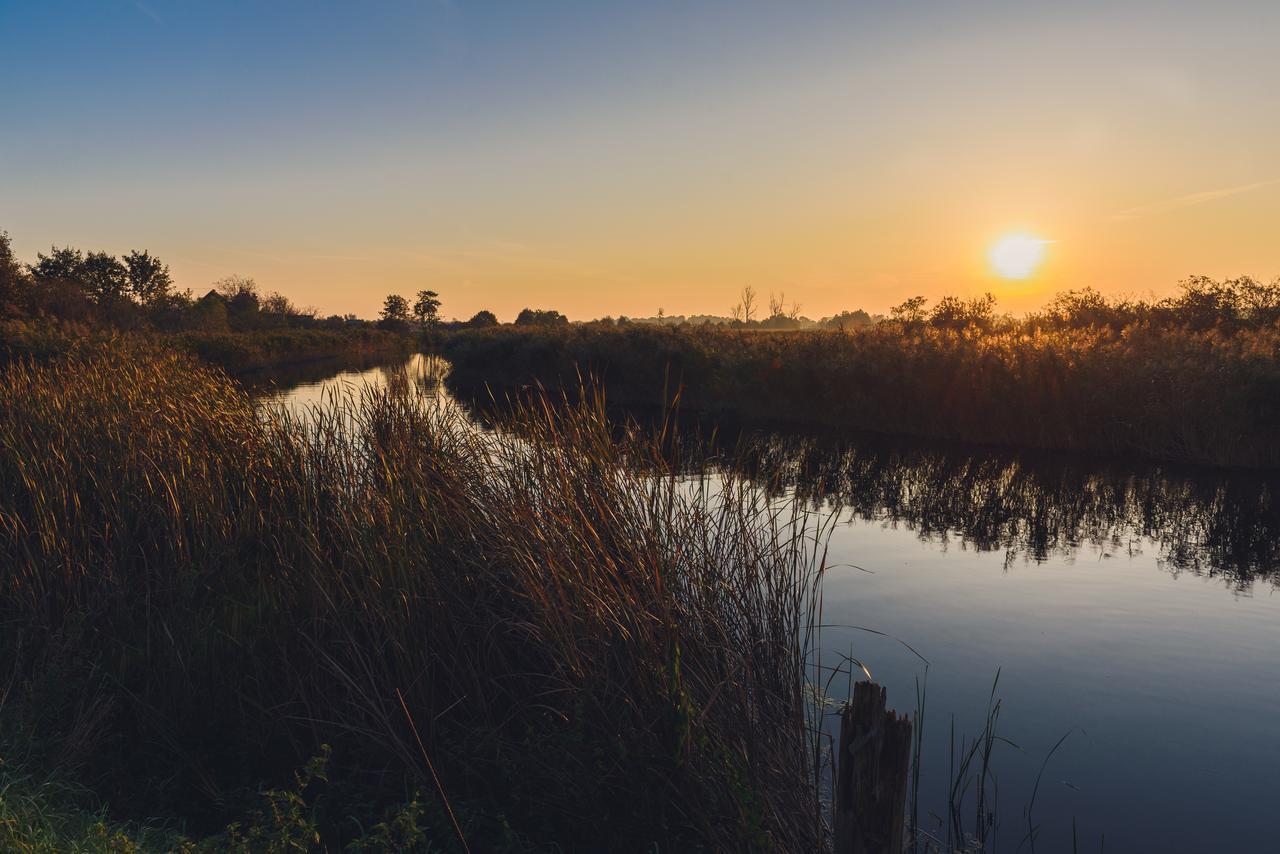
[2,0,1278,321]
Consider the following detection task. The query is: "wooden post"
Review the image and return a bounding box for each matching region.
[834,681,913,854]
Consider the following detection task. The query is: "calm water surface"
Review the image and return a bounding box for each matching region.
[257,355,1280,854]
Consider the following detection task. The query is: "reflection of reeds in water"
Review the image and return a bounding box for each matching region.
[725,430,1280,590]
[377,353,451,397]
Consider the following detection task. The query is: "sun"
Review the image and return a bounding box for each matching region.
[989,233,1050,280]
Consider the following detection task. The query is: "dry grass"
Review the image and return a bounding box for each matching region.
[441,321,1280,468]
[0,341,828,850]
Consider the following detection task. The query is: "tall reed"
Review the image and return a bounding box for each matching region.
[0,341,827,850]
[440,322,1280,468]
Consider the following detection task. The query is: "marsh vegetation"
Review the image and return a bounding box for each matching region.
[0,342,831,850]
[442,279,1280,468]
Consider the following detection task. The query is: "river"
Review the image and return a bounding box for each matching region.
[253,353,1280,853]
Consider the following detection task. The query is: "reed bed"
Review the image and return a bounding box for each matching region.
[441,322,1280,468]
[0,318,410,375]
[0,341,830,850]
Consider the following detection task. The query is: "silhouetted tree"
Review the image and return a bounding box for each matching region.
[890,295,928,326]
[81,251,128,307]
[514,308,568,327]
[189,290,230,331]
[413,290,441,327]
[30,246,85,285]
[213,275,260,329]
[123,250,173,307]
[0,231,27,316]
[381,294,410,324]
[372,294,410,331]
[467,309,498,327]
[730,285,758,324]
[1165,275,1241,330]
[260,291,296,316]
[930,293,995,330]
[149,288,196,331]
[823,310,872,331]
[1039,288,1129,330]
[25,246,91,321]
[1236,276,1280,326]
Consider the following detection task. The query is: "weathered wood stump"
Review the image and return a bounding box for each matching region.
[834,681,914,854]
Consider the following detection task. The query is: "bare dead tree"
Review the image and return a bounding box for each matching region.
[741,285,757,324]
[769,290,785,319]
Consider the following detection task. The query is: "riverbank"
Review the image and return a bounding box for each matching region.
[172,326,412,374]
[0,319,412,374]
[440,323,1280,469]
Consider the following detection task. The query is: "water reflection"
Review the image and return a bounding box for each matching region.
[252,353,456,416]
[250,355,1280,592]
[726,431,1280,591]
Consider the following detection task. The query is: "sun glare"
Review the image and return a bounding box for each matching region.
[989,233,1050,280]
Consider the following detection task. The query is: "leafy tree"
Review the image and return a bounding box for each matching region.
[413,290,441,326]
[514,308,568,327]
[929,293,995,330]
[81,251,128,306]
[1165,275,1240,330]
[215,275,259,310]
[261,291,297,316]
[214,275,260,329]
[123,250,173,306]
[189,290,230,331]
[29,246,85,285]
[1236,276,1280,326]
[150,288,196,331]
[1041,288,1127,330]
[0,230,28,315]
[24,246,92,320]
[758,313,802,330]
[890,295,928,326]
[823,309,872,331]
[381,294,410,323]
[467,309,498,327]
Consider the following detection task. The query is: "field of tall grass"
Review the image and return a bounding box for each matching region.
[173,326,411,373]
[0,319,411,374]
[441,320,1280,468]
[0,341,828,850]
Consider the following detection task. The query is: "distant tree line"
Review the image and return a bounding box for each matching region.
[375,291,567,331]
[11,228,1274,339]
[0,230,376,333]
[593,288,878,331]
[883,276,1280,334]
[603,277,1280,335]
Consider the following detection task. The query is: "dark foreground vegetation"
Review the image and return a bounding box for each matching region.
[0,341,826,850]
[442,278,1280,469]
